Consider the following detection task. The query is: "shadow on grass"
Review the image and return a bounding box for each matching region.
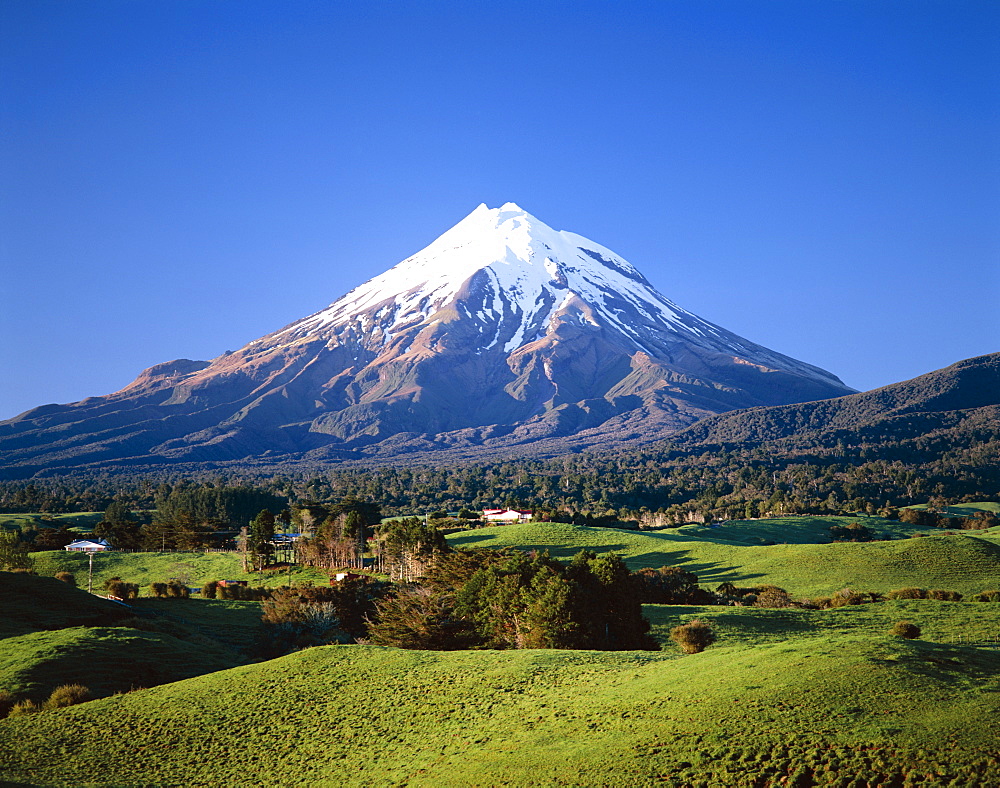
[447,533,498,547]
[708,611,820,637]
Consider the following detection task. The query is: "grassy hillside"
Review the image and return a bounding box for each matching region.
[0,511,103,533]
[645,600,1000,653]
[29,549,329,592]
[0,625,242,704]
[0,573,254,707]
[673,514,927,544]
[449,521,1000,596]
[0,571,132,638]
[2,634,999,787]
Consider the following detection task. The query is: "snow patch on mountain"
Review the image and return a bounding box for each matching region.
[250,202,842,388]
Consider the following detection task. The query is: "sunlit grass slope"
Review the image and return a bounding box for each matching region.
[0,511,104,533]
[0,625,241,704]
[674,514,926,544]
[0,573,252,704]
[645,601,1000,653]
[449,522,1000,596]
[2,638,999,787]
[29,549,329,592]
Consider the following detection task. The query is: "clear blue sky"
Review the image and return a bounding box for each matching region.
[2,0,997,420]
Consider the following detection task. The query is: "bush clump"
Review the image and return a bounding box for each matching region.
[886,587,928,600]
[7,699,40,717]
[102,576,139,600]
[670,618,716,654]
[54,571,76,586]
[149,582,169,598]
[166,580,190,598]
[44,684,92,710]
[201,580,219,599]
[891,620,921,639]
[927,589,963,601]
[218,584,271,601]
[972,590,1000,602]
[753,585,793,608]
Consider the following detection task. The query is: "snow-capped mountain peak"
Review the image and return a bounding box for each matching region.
[0,202,857,470]
[258,203,841,390]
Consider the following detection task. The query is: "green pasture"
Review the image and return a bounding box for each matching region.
[0,511,103,534]
[0,572,260,709]
[645,600,1000,654]
[2,634,998,787]
[674,514,927,544]
[0,572,131,638]
[0,625,242,704]
[132,596,265,653]
[448,521,1000,597]
[29,549,330,592]
[908,501,1000,517]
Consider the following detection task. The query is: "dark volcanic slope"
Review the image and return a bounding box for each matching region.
[669,352,1000,451]
[0,204,855,477]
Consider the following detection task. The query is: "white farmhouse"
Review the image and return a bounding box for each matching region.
[482,509,532,524]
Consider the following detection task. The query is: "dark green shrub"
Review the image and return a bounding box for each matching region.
[973,590,1000,602]
[891,620,921,639]
[201,580,219,599]
[670,618,716,654]
[166,580,190,598]
[928,589,963,601]
[44,684,92,709]
[149,582,169,598]
[54,571,76,586]
[106,580,139,599]
[886,587,927,600]
[219,584,270,601]
[635,566,713,605]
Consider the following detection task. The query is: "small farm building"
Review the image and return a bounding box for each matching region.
[482,509,532,523]
[64,539,112,553]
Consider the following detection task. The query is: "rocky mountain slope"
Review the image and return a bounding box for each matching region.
[0,203,854,476]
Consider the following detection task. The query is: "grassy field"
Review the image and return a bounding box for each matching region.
[0,511,104,534]
[674,514,928,544]
[645,600,1000,654]
[449,521,1000,597]
[2,632,999,787]
[907,501,1000,517]
[4,513,1000,785]
[0,573,256,707]
[29,549,330,593]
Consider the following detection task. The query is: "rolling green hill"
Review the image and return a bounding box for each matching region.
[0,571,132,638]
[29,549,329,592]
[448,521,1000,597]
[0,625,242,704]
[0,573,255,709]
[2,633,999,787]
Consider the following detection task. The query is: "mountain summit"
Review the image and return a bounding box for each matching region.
[1,203,855,475]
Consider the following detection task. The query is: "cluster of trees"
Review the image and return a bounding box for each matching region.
[291,498,382,572]
[258,576,389,657]
[369,546,659,651]
[898,507,999,530]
